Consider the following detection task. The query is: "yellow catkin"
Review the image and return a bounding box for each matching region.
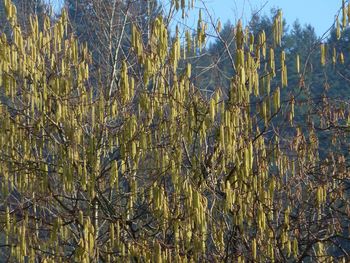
[186,63,191,78]
[340,52,345,64]
[336,17,341,40]
[281,51,287,87]
[262,30,266,58]
[274,86,280,112]
[321,43,326,66]
[252,238,257,260]
[217,20,222,32]
[269,48,275,76]
[249,33,254,52]
[296,54,300,73]
[210,99,216,122]
[292,238,298,256]
[343,0,347,27]
[273,10,283,46]
[290,96,295,125]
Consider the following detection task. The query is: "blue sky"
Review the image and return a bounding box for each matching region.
[201,0,341,37]
[50,0,341,37]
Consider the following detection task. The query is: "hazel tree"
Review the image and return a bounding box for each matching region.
[0,0,350,262]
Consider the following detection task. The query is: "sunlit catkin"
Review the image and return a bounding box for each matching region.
[296,54,300,73]
[321,43,326,66]
[337,17,341,40]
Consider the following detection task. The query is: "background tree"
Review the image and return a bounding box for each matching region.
[64,0,162,90]
[0,0,48,32]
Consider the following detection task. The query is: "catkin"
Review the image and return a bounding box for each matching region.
[336,17,341,40]
[292,238,298,256]
[252,238,257,260]
[340,51,345,64]
[269,48,275,76]
[321,43,326,66]
[343,0,347,27]
[296,54,300,73]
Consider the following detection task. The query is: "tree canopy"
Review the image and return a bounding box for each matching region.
[0,0,350,262]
